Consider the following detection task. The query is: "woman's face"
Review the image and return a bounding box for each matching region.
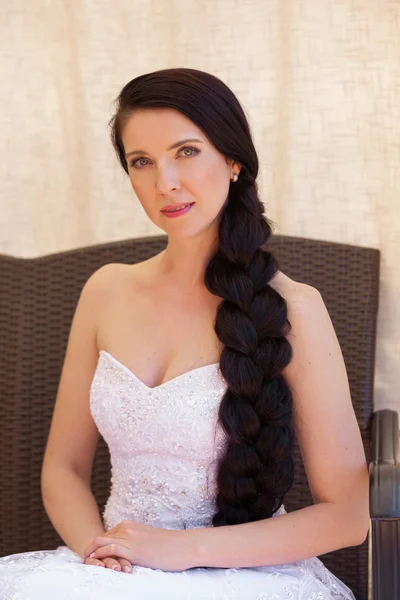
[121,108,238,237]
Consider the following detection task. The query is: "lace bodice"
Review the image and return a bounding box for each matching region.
[89,350,286,531]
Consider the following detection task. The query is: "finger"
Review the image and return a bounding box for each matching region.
[103,557,122,571]
[117,557,133,573]
[91,544,132,563]
[94,556,132,573]
[84,536,121,559]
[84,557,105,568]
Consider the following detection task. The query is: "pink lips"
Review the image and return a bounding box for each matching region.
[161,203,195,218]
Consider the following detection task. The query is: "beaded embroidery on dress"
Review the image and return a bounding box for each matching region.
[0,350,356,599]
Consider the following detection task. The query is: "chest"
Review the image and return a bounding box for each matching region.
[90,350,227,460]
[97,281,223,388]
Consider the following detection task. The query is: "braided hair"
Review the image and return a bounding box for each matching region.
[108,68,295,526]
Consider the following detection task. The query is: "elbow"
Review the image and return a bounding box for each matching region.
[347,505,370,547]
[332,497,370,547]
[345,472,371,546]
[353,517,370,546]
[350,524,369,547]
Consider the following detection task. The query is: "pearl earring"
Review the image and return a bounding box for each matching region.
[231,173,238,182]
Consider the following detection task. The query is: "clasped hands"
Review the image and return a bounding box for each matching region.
[82,520,192,573]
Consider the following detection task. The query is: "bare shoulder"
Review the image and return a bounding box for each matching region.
[89,261,129,284]
[93,252,168,299]
[86,261,141,295]
[273,272,339,385]
[270,270,322,315]
[79,262,135,329]
[86,257,154,315]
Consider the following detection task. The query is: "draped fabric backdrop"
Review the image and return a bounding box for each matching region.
[1,0,399,413]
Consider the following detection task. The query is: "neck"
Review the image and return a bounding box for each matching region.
[156,233,219,292]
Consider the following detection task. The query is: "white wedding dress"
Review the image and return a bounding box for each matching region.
[0,350,356,599]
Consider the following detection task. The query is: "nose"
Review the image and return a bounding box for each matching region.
[155,166,180,194]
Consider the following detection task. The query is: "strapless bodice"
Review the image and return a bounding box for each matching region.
[90,350,286,532]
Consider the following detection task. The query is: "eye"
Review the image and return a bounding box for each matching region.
[130,157,149,169]
[181,146,198,157]
[129,146,199,169]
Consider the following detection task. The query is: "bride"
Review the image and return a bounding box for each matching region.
[0,68,369,599]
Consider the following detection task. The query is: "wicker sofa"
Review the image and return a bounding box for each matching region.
[0,233,398,599]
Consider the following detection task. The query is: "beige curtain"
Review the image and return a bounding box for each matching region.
[1,0,399,412]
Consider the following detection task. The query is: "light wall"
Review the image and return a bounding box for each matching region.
[1,0,399,411]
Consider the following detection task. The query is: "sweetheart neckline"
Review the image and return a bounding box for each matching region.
[99,350,220,391]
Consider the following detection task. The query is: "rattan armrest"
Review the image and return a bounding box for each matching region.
[369,409,400,600]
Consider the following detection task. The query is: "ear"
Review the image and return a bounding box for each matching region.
[226,157,242,174]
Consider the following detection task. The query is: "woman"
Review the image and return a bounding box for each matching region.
[0,68,369,599]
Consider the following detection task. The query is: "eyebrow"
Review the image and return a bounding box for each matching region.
[124,138,204,159]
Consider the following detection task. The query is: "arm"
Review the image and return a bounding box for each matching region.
[185,284,370,568]
[42,468,105,558]
[41,264,116,558]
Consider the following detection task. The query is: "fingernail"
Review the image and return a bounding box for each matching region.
[112,566,120,571]
[89,552,95,558]
[123,566,132,573]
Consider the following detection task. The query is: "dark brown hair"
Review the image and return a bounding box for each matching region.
[108,68,295,526]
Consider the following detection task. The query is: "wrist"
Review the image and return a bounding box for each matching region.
[79,527,106,560]
[178,527,204,569]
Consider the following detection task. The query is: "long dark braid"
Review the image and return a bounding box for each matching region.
[109,67,295,526]
[205,173,294,525]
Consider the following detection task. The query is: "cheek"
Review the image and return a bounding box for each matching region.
[198,163,230,207]
[129,181,157,220]
[130,178,150,205]
[129,177,141,195]
[195,153,228,186]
